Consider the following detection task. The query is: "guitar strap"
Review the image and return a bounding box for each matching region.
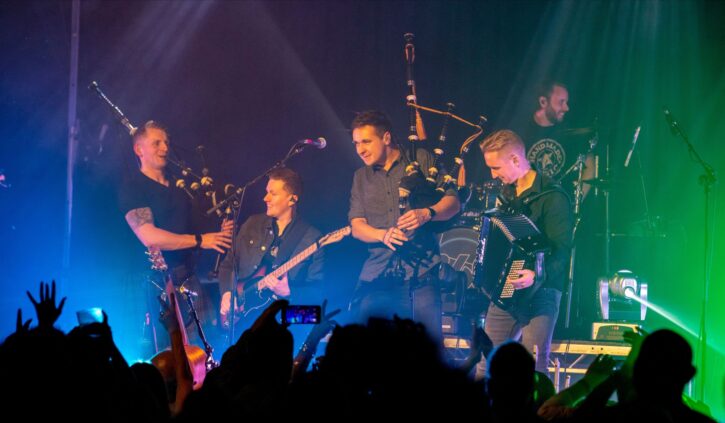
[271,217,311,270]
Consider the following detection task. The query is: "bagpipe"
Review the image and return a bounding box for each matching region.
[397,33,488,213]
[89,81,225,210]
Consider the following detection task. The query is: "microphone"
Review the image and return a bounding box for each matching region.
[663,108,679,135]
[624,124,641,168]
[297,137,327,149]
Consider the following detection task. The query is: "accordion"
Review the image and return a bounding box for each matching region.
[475,212,549,313]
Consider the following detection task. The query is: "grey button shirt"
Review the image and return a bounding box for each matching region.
[349,148,457,282]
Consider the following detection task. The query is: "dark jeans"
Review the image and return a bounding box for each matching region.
[475,287,562,379]
[352,275,442,342]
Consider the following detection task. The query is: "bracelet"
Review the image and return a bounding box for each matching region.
[194,233,202,249]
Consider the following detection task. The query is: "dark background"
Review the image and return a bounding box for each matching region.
[1,0,724,414]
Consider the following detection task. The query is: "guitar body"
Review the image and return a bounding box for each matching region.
[238,277,275,314]
[151,344,207,391]
[230,266,281,329]
[146,247,209,391]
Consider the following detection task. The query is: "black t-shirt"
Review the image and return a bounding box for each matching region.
[118,170,198,271]
[514,119,594,190]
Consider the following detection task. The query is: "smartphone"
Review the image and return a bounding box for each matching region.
[281,305,321,325]
[76,307,104,326]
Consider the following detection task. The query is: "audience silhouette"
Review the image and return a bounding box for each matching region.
[1,281,717,422]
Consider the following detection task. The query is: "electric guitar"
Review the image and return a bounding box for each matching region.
[222,225,351,327]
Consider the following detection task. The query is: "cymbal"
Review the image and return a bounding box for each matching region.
[561,127,596,136]
[581,177,610,188]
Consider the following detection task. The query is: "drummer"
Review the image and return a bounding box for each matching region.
[510,80,596,199]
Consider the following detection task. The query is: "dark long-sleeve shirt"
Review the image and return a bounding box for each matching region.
[503,172,573,291]
[218,214,324,301]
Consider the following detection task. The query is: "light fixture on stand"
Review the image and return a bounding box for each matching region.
[594,269,647,341]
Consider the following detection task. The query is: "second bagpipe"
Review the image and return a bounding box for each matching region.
[399,33,489,210]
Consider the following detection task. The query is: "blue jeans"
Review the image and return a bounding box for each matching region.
[353,277,442,342]
[474,287,562,380]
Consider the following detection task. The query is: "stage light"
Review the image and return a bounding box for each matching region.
[597,269,648,322]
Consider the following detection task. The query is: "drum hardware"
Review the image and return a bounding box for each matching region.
[560,126,596,136]
[563,122,601,329]
[462,178,503,213]
[581,177,611,189]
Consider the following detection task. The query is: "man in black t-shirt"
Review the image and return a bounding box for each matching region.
[513,81,596,199]
[119,121,232,346]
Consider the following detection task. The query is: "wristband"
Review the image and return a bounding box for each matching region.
[427,207,437,219]
[194,233,202,249]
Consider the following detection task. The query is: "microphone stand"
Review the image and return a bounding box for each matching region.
[209,142,312,346]
[182,287,219,371]
[667,112,717,401]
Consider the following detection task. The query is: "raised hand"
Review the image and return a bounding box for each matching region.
[583,354,617,387]
[622,326,647,350]
[291,299,340,380]
[15,308,32,334]
[26,280,66,330]
[307,299,340,343]
[69,310,118,361]
[250,299,288,332]
[621,327,648,372]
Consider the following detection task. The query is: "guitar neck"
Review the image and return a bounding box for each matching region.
[168,276,190,346]
[269,242,318,279]
[149,247,192,346]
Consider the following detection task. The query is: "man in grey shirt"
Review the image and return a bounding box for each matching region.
[348,110,460,340]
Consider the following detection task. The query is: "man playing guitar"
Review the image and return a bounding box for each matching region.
[218,167,325,332]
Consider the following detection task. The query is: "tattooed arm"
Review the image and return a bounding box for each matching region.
[125,207,232,253]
